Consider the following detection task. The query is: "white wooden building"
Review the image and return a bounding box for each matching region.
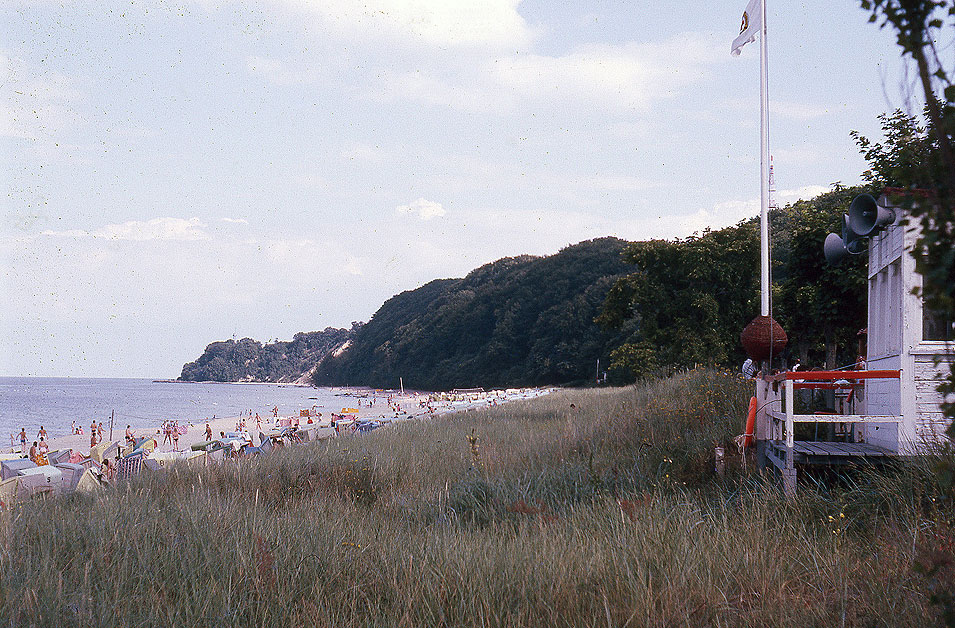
[755,195,953,492]
[863,197,953,452]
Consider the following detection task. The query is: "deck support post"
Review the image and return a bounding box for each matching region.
[784,379,796,496]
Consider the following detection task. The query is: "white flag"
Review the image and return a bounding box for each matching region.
[731,0,761,56]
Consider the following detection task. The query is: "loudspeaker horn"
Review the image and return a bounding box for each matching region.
[824,232,849,265]
[848,193,896,236]
[842,213,866,254]
[823,215,866,265]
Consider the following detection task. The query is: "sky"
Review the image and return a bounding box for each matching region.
[0,0,921,378]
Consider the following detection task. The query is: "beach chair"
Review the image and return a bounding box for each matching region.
[17,465,63,497]
[46,449,72,465]
[90,441,119,464]
[55,463,85,493]
[117,452,143,481]
[0,477,21,509]
[142,458,163,472]
[75,469,105,493]
[1,458,36,481]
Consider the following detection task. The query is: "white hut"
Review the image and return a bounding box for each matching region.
[863,195,953,452]
[756,194,953,492]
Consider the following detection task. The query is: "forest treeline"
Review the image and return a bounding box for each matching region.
[181,187,876,389]
[312,237,634,390]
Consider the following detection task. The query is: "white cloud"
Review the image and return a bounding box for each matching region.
[396,198,447,220]
[372,32,720,113]
[495,36,714,108]
[41,217,210,241]
[220,217,249,224]
[277,0,535,49]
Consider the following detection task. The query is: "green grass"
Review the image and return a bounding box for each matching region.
[1,368,953,627]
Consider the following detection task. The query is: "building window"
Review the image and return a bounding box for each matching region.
[923,301,955,341]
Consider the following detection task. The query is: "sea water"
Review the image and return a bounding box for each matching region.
[0,377,359,443]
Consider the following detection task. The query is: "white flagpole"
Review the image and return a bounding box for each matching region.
[759,0,770,317]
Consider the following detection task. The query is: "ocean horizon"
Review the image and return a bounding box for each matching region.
[0,377,357,445]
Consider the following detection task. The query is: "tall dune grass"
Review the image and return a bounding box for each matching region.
[1,368,951,627]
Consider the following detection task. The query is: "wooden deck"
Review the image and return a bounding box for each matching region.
[765,440,895,470]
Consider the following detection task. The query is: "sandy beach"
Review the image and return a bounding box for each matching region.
[8,388,435,457]
[6,386,556,460]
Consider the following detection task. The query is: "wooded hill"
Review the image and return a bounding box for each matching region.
[180,186,872,389]
[311,237,633,390]
[179,327,353,382]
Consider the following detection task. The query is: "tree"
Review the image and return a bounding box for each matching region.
[773,187,871,369]
[597,222,759,377]
[860,1,955,430]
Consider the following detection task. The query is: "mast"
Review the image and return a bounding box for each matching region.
[759,0,770,317]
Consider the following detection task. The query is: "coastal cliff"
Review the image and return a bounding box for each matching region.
[178,327,353,383]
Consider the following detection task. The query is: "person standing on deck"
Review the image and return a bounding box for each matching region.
[741,358,756,379]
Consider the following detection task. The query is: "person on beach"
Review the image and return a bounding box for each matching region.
[37,426,47,440]
[97,422,104,444]
[90,421,96,437]
[125,425,134,446]
[205,423,213,442]
[172,424,180,451]
[18,428,26,453]
[255,413,261,431]
[29,441,38,463]
[38,437,49,456]
[102,457,114,483]
[70,421,76,435]
[162,421,172,446]
[90,430,97,449]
